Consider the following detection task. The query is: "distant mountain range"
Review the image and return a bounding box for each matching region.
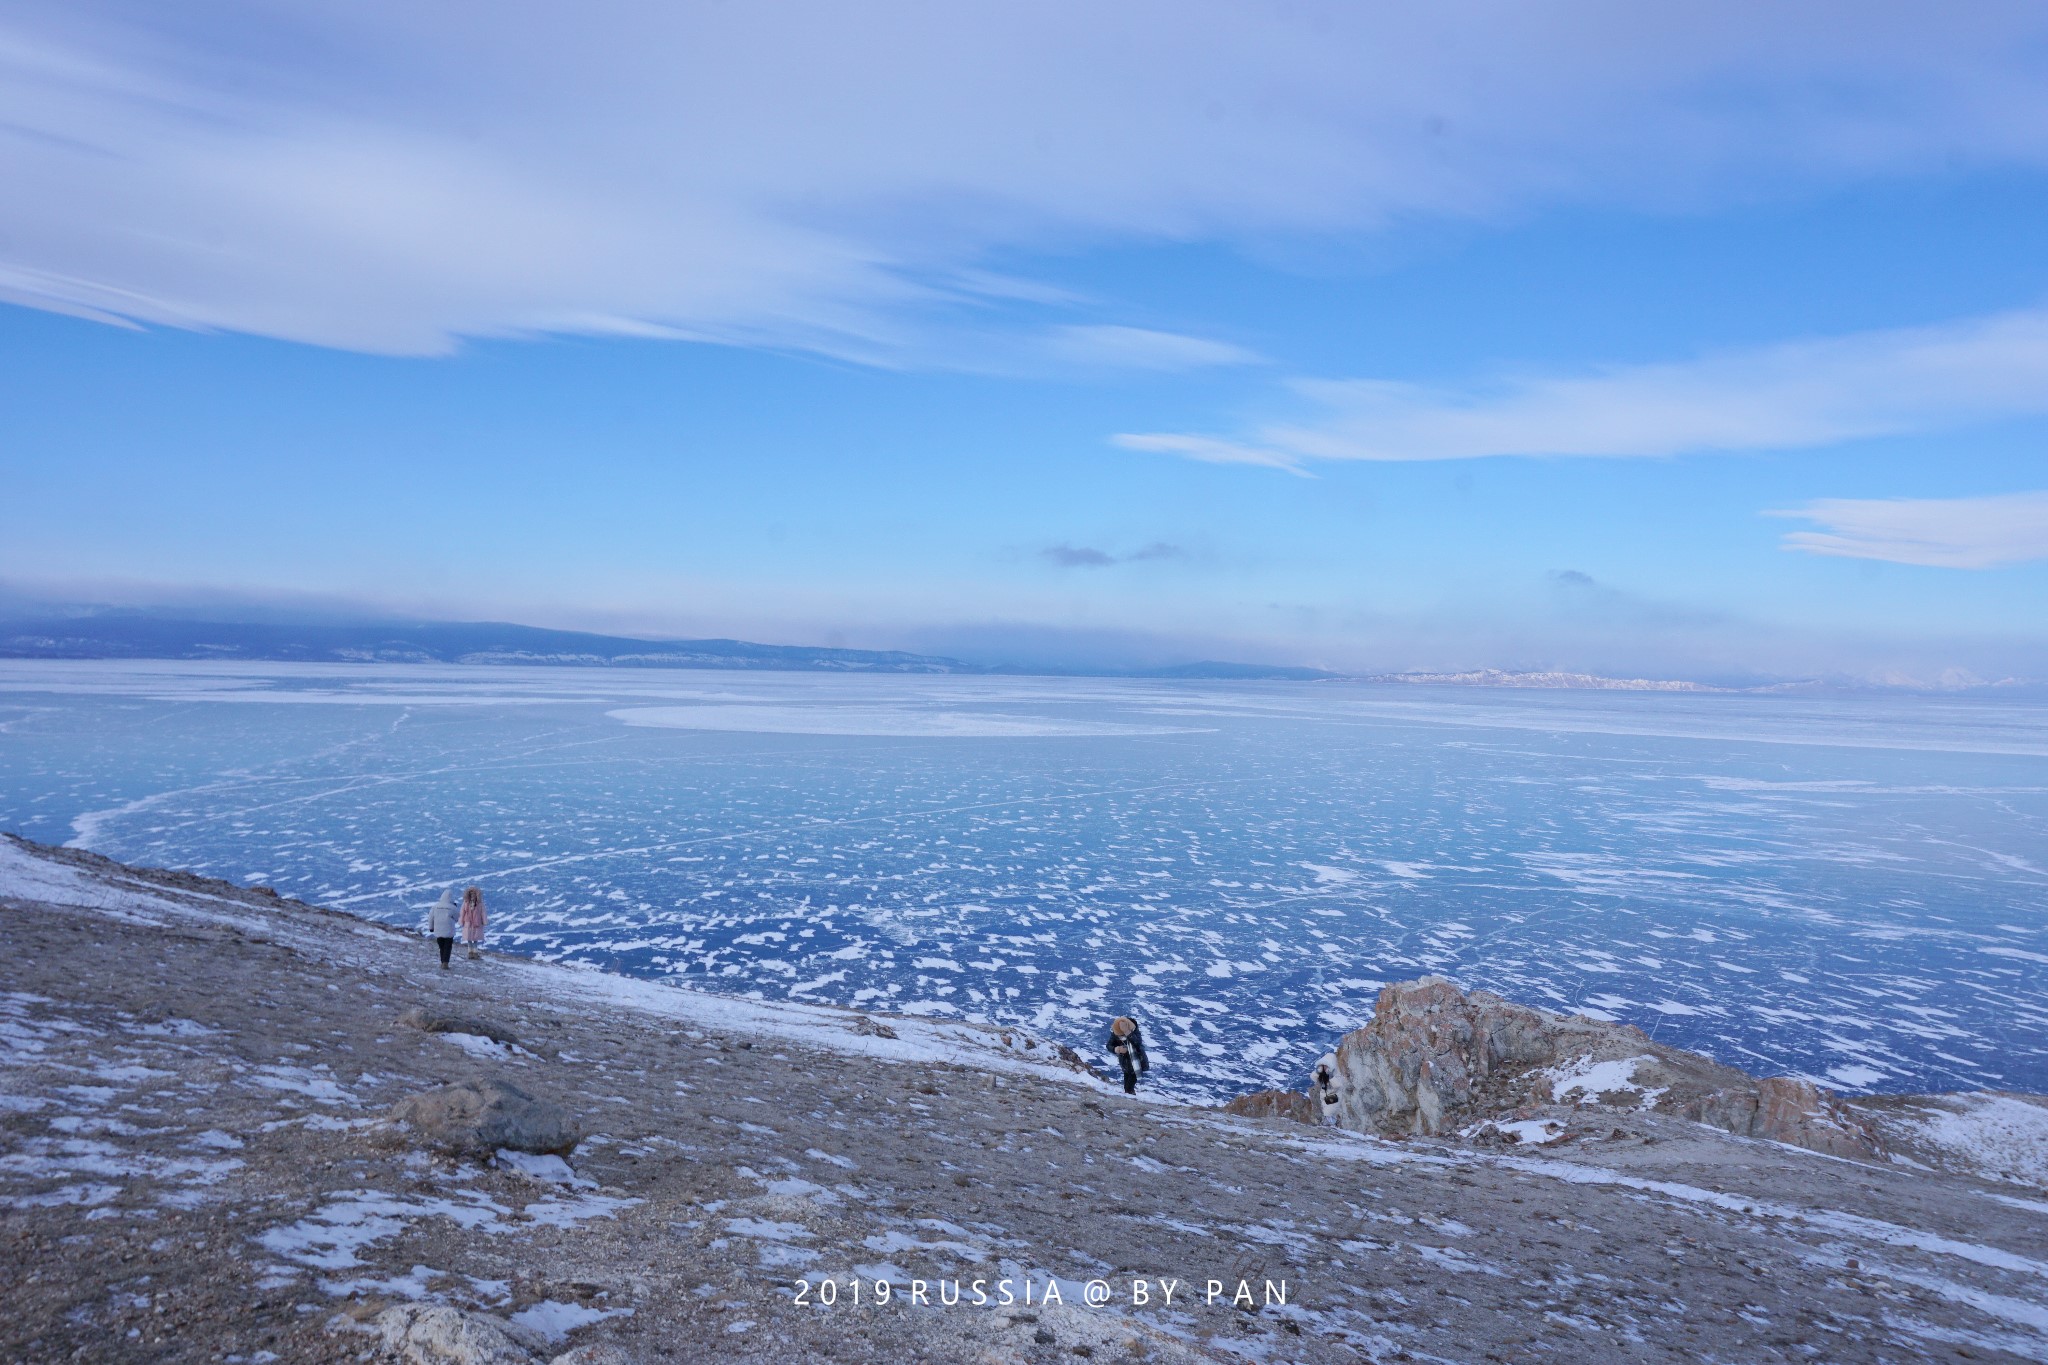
[4,610,2016,693]
[1362,668,1719,692]
[0,612,1336,681]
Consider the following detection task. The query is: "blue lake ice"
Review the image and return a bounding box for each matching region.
[1,660,2044,1103]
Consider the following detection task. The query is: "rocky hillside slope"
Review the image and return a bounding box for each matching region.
[3,835,2047,1363]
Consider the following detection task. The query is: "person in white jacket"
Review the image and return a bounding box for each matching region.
[428,889,458,969]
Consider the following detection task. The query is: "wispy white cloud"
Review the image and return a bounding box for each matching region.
[1041,325,1260,372]
[6,4,2048,358]
[1114,432,1315,475]
[1769,490,2048,569]
[1119,306,2048,465]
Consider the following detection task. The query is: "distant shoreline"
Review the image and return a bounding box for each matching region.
[4,610,2035,693]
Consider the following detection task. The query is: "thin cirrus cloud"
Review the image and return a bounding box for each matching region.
[1769,491,2048,569]
[1041,325,1262,372]
[1117,305,2048,467]
[6,4,2048,360]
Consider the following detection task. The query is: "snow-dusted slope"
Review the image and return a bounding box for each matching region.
[0,835,1107,1091]
[5,834,2048,1363]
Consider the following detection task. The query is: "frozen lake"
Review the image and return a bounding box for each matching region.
[2,660,2044,1102]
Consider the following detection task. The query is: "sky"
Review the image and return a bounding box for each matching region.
[3,2,2048,683]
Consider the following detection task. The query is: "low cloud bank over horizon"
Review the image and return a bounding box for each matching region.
[3,578,2041,691]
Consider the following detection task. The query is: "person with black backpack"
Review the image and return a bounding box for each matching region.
[1106,1015,1150,1094]
[1313,1058,1340,1118]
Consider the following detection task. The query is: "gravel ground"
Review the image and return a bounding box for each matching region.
[3,835,2046,1364]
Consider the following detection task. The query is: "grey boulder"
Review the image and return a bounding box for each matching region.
[376,1305,545,1364]
[390,1078,579,1156]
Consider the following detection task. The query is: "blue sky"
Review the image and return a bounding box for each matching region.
[3,3,2047,681]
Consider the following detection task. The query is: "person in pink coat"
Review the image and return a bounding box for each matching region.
[459,885,487,960]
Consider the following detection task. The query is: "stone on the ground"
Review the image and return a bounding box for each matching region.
[376,1304,544,1364]
[400,1005,523,1049]
[548,1345,638,1365]
[1221,1088,1320,1123]
[390,1078,579,1156]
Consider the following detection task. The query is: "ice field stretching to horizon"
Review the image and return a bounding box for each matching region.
[1,660,2044,1104]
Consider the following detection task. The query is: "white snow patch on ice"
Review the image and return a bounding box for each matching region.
[608,705,1192,738]
[1980,946,2048,965]
[1827,1064,1888,1088]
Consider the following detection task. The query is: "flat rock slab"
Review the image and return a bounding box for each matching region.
[400,1005,524,1049]
[1220,1088,1320,1123]
[378,1304,547,1364]
[390,1078,579,1156]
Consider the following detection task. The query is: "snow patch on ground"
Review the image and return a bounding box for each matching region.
[507,1299,634,1342]
[1543,1053,1664,1109]
[493,1149,593,1188]
[1895,1094,2048,1188]
[440,1032,527,1063]
[246,1064,359,1106]
[521,1192,642,1228]
[726,1216,812,1241]
[257,1189,510,1272]
[1495,1119,1566,1145]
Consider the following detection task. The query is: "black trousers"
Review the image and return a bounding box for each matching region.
[1118,1054,1139,1094]
[437,936,453,966]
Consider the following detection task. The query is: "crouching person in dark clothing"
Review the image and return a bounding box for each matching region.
[1106,1015,1150,1095]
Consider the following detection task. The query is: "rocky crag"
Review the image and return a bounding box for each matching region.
[1298,977,1893,1160]
[4,835,2048,1363]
